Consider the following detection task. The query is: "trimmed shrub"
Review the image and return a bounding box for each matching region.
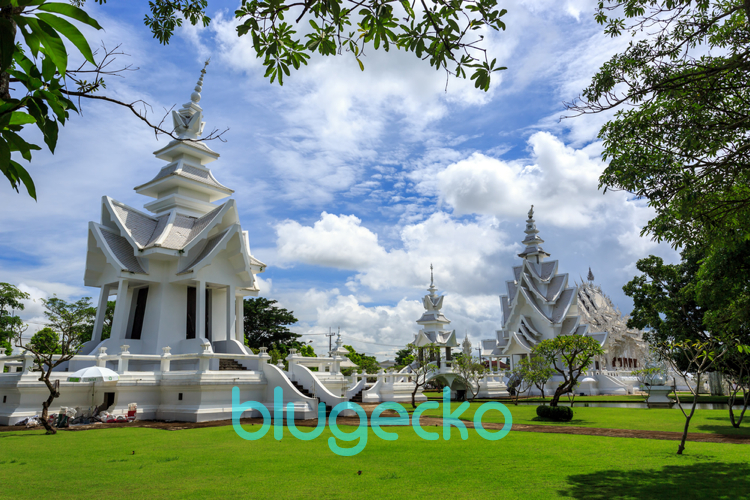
[536,405,573,422]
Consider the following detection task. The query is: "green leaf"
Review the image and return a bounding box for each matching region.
[8,112,36,126]
[25,18,68,76]
[36,13,96,65]
[36,2,103,30]
[9,160,37,200]
[16,20,41,58]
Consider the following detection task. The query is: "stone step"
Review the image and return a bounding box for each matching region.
[219,359,247,371]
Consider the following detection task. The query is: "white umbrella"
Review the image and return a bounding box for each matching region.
[67,366,120,383]
[67,366,120,414]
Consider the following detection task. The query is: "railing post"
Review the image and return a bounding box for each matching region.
[198,341,212,372]
[117,345,130,374]
[161,346,172,373]
[0,348,5,373]
[258,347,270,364]
[96,347,107,367]
[21,349,36,373]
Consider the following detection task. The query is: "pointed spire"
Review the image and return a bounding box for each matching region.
[428,263,438,295]
[190,58,210,105]
[518,204,550,261]
[172,58,210,140]
[587,267,595,282]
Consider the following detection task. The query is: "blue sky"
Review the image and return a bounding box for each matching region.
[1,0,678,359]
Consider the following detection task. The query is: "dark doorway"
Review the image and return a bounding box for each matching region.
[96,392,116,414]
[186,287,196,339]
[186,286,212,340]
[129,287,149,340]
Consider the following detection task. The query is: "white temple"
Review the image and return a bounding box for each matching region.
[0,64,410,424]
[577,271,648,371]
[481,207,640,395]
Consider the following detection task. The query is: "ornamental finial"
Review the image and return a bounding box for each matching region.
[191,58,210,104]
[430,263,434,286]
[528,204,534,219]
[587,267,595,282]
[172,59,210,140]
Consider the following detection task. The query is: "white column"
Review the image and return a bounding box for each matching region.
[235,295,244,343]
[226,285,236,342]
[91,284,111,344]
[196,280,206,340]
[109,280,129,340]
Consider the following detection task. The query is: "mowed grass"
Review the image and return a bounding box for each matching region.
[1,424,749,500]
[416,402,750,437]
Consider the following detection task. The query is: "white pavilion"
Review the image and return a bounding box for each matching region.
[0,64,386,424]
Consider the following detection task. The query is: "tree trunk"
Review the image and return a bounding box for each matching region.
[0,7,20,102]
[39,372,60,435]
[550,380,570,407]
[729,388,750,428]
[677,384,701,455]
[411,382,419,409]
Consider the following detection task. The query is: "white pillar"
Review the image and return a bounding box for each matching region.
[226,285,235,342]
[91,284,111,344]
[235,296,244,343]
[109,280,129,340]
[196,280,206,340]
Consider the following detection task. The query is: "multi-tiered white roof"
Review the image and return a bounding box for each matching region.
[484,207,607,359]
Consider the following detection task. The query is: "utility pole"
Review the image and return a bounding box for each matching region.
[476,345,482,362]
[325,327,335,355]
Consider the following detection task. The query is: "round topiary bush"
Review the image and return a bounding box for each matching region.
[536,405,573,422]
[550,406,574,421]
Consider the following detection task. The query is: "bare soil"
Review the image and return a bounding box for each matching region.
[2,408,749,445]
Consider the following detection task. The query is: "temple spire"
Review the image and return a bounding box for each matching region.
[428,263,438,296]
[172,59,210,140]
[587,267,595,282]
[518,204,550,262]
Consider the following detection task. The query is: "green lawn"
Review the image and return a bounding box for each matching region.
[423,391,750,405]
[1,424,748,499]
[413,402,750,437]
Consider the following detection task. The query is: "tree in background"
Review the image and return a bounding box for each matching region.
[518,356,554,401]
[342,344,379,375]
[0,282,29,357]
[28,327,61,355]
[243,297,300,348]
[394,348,413,369]
[452,352,486,400]
[655,339,731,455]
[624,247,708,346]
[723,345,750,429]
[534,335,604,407]
[3,0,509,199]
[80,300,114,343]
[404,342,437,408]
[13,296,91,435]
[568,0,750,247]
[507,359,534,405]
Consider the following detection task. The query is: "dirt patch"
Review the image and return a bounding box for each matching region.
[2,415,748,444]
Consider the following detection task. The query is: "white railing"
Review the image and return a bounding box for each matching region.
[0,344,273,376]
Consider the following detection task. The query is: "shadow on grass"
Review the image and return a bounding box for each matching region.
[561,463,750,499]
[0,431,48,438]
[695,424,750,436]
[530,417,594,425]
